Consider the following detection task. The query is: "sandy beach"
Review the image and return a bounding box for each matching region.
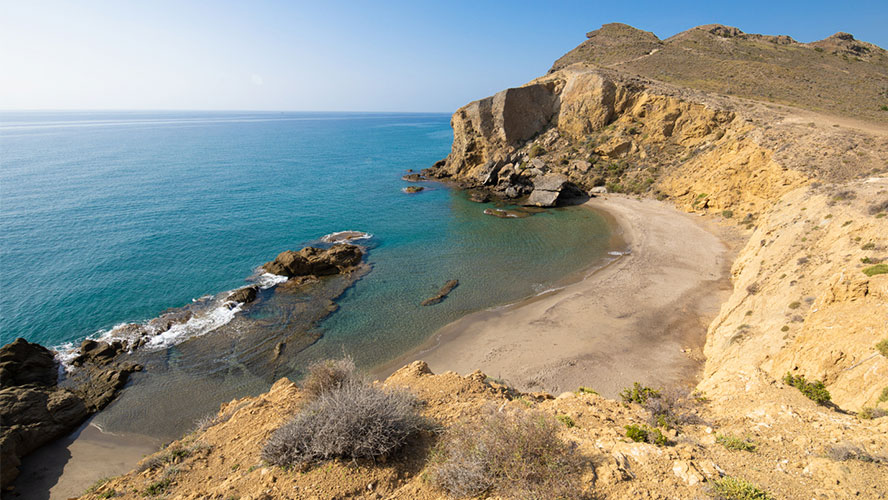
[378,195,735,397]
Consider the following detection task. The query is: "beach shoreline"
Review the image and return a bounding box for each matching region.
[374,194,736,397]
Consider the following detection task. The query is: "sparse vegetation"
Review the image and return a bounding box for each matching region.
[722,210,734,218]
[429,406,584,499]
[556,414,575,428]
[746,283,759,295]
[261,380,424,467]
[825,442,885,463]
[624,424,668,446]
[877,338,888,357]
[716,434,757,452]
[528,144,546,158]
[788,301,801,309]
[783,373,831,405]
[137,441,210,473]
[863,263,888,276]
[301,356,357,399]
[620,382,660,404]
[858,407,887,420]
[780,325,790,332]
[709,476,773,500]
[881,387,888,403]
[861,242,876,250]
[576,386,598,396]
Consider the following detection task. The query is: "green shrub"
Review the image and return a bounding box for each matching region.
[861,242,876,250]
[429,407,584,499]
[620,382,660,404]
[556,414,575,428]
[144,478,171,497]
[780,325,790,332]
[788,301,801,309]
[722,210,734,218]
[709,476,773,500]
[624,424,668,446]
[261,381,424,466]
[863,264,888,276]
[716,434,757,452]
[783,373,831,405]
[528,144,546,158]
[576,386,598,395]
[877,338,888,357]
[880,387,888,403]
[881,105,888,111]
[858,407,887,420]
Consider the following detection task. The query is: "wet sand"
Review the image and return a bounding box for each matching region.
[377,195,735,397]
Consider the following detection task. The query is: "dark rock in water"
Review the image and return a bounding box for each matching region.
[0,337,142,488]
[227,285,259,304]
[483,208,533,219]
[0,338,57,388]
[468,190,490,203]
[421,279,460,306]
[525,173,583,207]
[402,173,427,182]
[262,244,363,278]
[403,185,425,194]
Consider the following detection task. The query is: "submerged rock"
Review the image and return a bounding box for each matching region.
[469,190,491,203]
[403,185,425,194]
[262,245,363,278]
[483,208,534,219]
[421,279,460,306]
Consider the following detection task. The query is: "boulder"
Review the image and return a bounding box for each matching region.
[589,186,608,195]
[262,245,363,278]
[227,285,259,304]
[0,338,57,388]
[72,340,124,367]
[403,185,425,194]
[525,174,583,207]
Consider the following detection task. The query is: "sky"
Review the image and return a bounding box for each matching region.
[1,0,886,113]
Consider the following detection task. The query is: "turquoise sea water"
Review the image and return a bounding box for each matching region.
[1,111,614,437]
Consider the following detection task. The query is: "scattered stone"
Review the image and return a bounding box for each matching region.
[672,460,705,486]
[421,280,459,306]
[401,173,426,182]
[589,186,608,195]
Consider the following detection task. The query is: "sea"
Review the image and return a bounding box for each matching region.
[0,111,615,439]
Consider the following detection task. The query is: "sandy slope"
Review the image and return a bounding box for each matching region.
[380,195,736,397]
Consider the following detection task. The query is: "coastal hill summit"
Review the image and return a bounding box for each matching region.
[35,23,888,499]
[551,23,888,122]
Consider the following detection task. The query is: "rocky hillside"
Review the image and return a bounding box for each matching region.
[76,23,888,500]
[552,23,888,122]
[80,363,888,500]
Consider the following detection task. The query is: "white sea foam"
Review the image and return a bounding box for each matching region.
[145,301,242,350]
[320,230,373,243]
[255,272,289,289]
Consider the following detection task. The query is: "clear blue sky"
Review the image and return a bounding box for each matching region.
[1,0,885,112]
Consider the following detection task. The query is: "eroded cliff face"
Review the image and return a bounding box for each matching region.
[428,63,888,413]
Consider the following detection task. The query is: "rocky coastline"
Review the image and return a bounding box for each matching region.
[0,243,366,490]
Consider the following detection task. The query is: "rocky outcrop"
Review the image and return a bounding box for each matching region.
[0,338,142,488]
[262,244,363,278]
[1,339,87,488]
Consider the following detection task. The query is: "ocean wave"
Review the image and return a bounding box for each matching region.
[144,300,242,350]
[320,230,373,243]
[253,272,289,288]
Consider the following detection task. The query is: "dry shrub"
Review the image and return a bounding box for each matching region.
[261,381,424,466]
[429,406,585,499]
[301,356,357,399]
[825,442,886,463]
[642,387,706,429]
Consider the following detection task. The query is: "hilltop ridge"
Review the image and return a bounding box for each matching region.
[551,23,888,121]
